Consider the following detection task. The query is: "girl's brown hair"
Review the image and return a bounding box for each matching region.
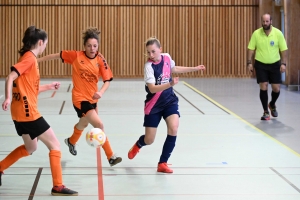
[145,36,161,48]
[19,26,47,56]
[82,27,101,45]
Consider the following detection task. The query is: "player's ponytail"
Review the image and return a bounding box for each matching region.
[18,26,47,56]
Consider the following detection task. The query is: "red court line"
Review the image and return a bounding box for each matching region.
[97,147,104,200]
[1,194,300,197]
[51,91,56,98]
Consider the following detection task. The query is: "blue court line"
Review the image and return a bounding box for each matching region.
[183,81,300,158]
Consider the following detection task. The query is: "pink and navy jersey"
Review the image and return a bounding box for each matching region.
[144,53,178,115]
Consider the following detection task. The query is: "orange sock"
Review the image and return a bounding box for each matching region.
[102,137,113,160]
[69,126,83,145]
[0,145,29,172]
[49,150,63,187]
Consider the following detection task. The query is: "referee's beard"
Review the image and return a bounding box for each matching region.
[262,24,271,30]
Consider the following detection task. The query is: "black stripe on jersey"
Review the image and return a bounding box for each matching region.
[60,51,64,63]
[11,66,20,76]
[103,78,113,83]
[23,96,30,117]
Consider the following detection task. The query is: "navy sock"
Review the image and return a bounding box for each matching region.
[270,91,280,106]
[259,90,268,112]
[159,135,177,164]
[136,135,146,148]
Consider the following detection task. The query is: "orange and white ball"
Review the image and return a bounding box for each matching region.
[86,128,106,148]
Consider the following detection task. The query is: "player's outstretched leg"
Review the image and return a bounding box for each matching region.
[101,137,122,166]
[65,126,83,156]
[157,135,176,173]
[0,144,30,186]
[128,141,141,159]
[64,138,77,156]
[49,150,78,196]
[128,135,148,159]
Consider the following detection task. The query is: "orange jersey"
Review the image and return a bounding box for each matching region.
[60,51,113,109]
[10,51,41,122]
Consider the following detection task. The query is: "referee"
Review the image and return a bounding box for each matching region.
[247,13,288,120]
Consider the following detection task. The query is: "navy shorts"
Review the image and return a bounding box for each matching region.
[254,60,282,84]
[73,101,97,118]
[143,103,180,128]
[13,117,50,140]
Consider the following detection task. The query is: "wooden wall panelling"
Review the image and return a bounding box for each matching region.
[285,0,300,87]
[0,1,259,78]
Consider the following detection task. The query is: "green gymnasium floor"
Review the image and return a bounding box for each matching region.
[0,78,300,200]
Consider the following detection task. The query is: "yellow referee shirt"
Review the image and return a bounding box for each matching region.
[248,26,288,64]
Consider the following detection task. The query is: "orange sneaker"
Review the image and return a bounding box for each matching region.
[157,163,173,173]
[128,143,140,159]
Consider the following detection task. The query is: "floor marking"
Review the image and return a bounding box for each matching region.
[270,167,300,193]
[1,194,300,197]
[0,133,268,137]
[38,91,57,100]
[183,81,300,158]
[59,101,65,115]
[0,133,285,137]
[28,168,43,200]
[173,89,205,114]
[5,166,300,169]
[4,173,300,176]
[183,82,230,114]
[96,147,104,200]
[51,91,56,98]
[0,95,3,99]
[67,84,71,92]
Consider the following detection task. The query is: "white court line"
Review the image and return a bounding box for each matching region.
[0,95,3,99]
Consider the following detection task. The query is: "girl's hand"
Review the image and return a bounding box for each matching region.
[92,91,103,99]
[170,77,179,86]
[195,65,206,70]
[2,98,11,111]
[50,82,61,90]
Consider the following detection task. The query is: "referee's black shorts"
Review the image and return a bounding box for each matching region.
[254,60,282,84]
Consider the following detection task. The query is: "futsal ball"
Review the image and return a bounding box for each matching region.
[86,128,106,147]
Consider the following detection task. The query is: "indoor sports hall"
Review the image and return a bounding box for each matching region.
[0,0,300,200]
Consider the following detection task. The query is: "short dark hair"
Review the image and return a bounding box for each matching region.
[262,13,272,21]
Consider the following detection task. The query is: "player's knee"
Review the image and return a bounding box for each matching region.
[272,87,280,93]
[144,137,154,145]
[94,122,104,130]
[26,146,37,154]
[168,127,178,136]
[78,122,89,129]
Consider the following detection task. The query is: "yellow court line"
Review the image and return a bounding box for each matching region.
[183,81,300,158]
